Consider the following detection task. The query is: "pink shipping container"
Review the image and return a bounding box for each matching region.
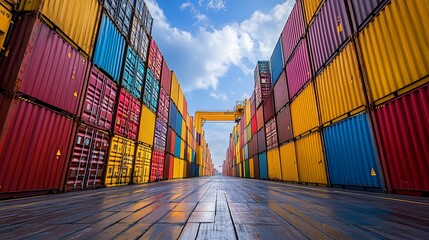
[160,60,171,95]
[81,66,117,131]
[150,149,165,182]
[273,71,289,113]
[65,124,109,191]
[148,39,162,81]
[251,115,257,136]
[263,91,275,123]
[374,84,429,194]
[265,118,278,150]
[256,107,264,131]
[0,15,89,115]
[281,0,305,63]
[286,39,311,99]
[157,87,170,123]
[0,97,75,196]
[114,89,141,140]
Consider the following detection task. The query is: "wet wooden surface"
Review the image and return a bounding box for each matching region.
[1,176,429,239]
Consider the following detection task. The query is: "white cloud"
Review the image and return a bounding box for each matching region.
[146,0,292,92]
[207,0,226,10]
[180,2,192,10]
[209,91,228,101]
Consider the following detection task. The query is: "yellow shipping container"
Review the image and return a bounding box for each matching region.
[35,0,101,56]
[249,157,254,178]
[196,146,203,165]
[178,86,184,114]
[171,72,179,105]
[359,0,429,104]
[0,3,12,54]
[296,132,327,184]
[245,99,251,126]
[173,157,180,178]
[302,0,323,25]
[316,43,365,124]
[105,135,135,186]
[138,105,156,146]
[267,148,282,180]
[291,82,319,136]
[134,144,152,184]
[279,142,299,182]
[181,118,186,140]
[180,140,185,159]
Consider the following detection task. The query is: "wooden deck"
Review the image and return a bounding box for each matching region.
[1,176,428,239]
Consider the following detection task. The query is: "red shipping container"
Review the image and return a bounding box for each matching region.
[265,118,278,150]
[148,39,163,80]
[256,106,264,131]
[251,115,257,136]
[263,91,275,123]
[250,97,256,117]
[114,89,141,140]
[150,149,165,182]
[253,154,260,179]
[161,60,172,94]
[277,105,294,144]
[374,84,429,193]
[166,127,176,154]
[257,128,266,154]
[163,153,174,180]
[274,71,289,113]
[81,66,117,131]
[157,87,170,123]
[0,15,89,115]
[65,124,109,191]
[0,98,75,195]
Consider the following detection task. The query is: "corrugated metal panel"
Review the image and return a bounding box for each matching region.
[267,148,282,180]
[309,0,351,74]
[257,128,266,154]
[286,39,311,99]
[130,1,150,61]
[244,159,250,178]
[105,135,134,186]
[168,100,177,129]
[258,152,268,179]
[164,153,174,179]
[104,0,134,37]
[154,118,167,151]
[173,157,180,178]
[40,0,100,56]
[291,82,319,136]
[178,86,184,115]
[122,47,145,100]
[134,143,151,183]
[249,158,254,178]
[157,88,169,123]
[176,112,183,137]
[161,61,171,96]
[170,72,179,105]
[0,99,75,193]
[280,141,299,182]
[302,0,323,25]
[263,91,275,123]
[174,135,181,158]
[0,17,89,115]
[138,105,156,146]
[0,3,12,54]
[82,67,117,131]
[143,69,160,113]
[323,113,382,188]
[348,0,388,32]
[277,105,294,144]
[93,14,126,82]
[246,124,251,143]
[358,0,429,103]
[244,144,249,160]
[166,127,176,154]
[114,89,141,140]
[148,39,162,80]
[253,154,260,179]
[134,0,153,36]
[375,84,429,192]
[66,125,109,191]
[251,115,257,136]
[265,118,278,150]
[281,0,305,63]
[270,38,284,84]
[316,42,365,124]
[274,71,289,113]
[180,139,185,159]
[296,131,327,184]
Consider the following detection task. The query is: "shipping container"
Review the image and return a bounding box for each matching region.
[254,62,272,108]
[148,39,162,80]
[81,66,117,131]
[166,127,176,154]
[104,0,134,37]
[0,98,75,195]
[259,152,268,180]
[249,157,255,178]
[244,159,250,178]
[161,58,172,93]
[176,113,183,137]
[138,105,156,146]
[265,118,278,150]
[273,71,289,113]
[0,2,12,57]
[270,38,284,84]
[256,107,264,130]
[177,86,184,115]
[157,88,170,123]
[130,0,150,61]
[168,100,177,129]
[281,0,305,63]
[170,72,179,105]
[279,141,298,182]
[308,0,351,74]
[296,132,327,184]
[253,154,259,179]
[358,0,429,103]
[276,105,294,144]
[39,0,100,56]
[153,118,167,151]
[93,14,126,82]
[143,69,160,113]
[114,89,141,140]
[251,115,257,136]
[267,148,282,180]
[65,124,109,191]
[291,82,319,137]
[134,0,153,36]
[122,47,144,100]
[105,135,134,186]
[315,42,365,124]
[174,135,181,158]
[348,0,388,32]
[257,128,266,154]
[323,113,383,189]
[286,39,311,99]
[302,0,323,25]
[374,84,429,193]
[0,16,89,115]
[134,143,151,184]
[164,153,174,180]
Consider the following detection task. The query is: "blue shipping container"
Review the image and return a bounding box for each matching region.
[323,113,383,188]
[195,164,200,177]
[168,100,177,128]
[259,152,268,180]
[174,135,181,158]
[192,150,196,164]
[93,14,126,83]
[143,69,160,113]
[122,47,145,100]
[176,112,183,137]
[190,163,195,177]
[270,38,284,85]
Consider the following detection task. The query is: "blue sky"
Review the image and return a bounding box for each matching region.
[146,0,293,172]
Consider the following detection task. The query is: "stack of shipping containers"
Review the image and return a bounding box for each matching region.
[223,0,429,196]
[0,0,214,199]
